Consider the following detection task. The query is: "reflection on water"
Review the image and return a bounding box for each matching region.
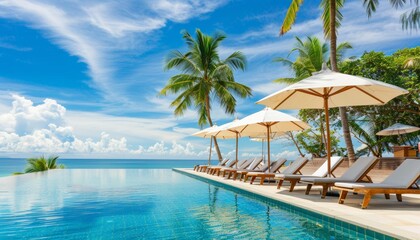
[0,169,382,239]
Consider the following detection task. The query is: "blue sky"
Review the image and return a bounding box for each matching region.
[0,0,418,159]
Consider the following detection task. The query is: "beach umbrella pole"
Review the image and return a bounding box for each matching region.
[262,139,264,162]
[323,92,332,177]
[267,125,271,172]
[236,133,239,168]
[208,137,213,166]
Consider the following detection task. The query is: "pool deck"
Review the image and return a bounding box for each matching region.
[174,168,420,240]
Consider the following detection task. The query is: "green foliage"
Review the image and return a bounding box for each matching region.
[160,29,252,127]
[13,156,64,175]
[320,0,345,38]
[296,109,345,158]
[340,47,420,156]
[280,0,304,35]
[363,0,420,30]
[274,36,352,84]
[274,36,351,157]
[280,0,344,38]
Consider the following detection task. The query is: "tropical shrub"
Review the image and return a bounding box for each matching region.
[13,156,64,175]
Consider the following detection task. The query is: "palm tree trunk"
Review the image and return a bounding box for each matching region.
[205,96,223,162]
[318,110,327,154]
[329,0,356,162]
[288,132,305,157]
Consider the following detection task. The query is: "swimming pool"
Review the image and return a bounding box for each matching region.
[0,169,392,239]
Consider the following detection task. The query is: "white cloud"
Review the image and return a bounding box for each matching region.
[0,0,227,105]
[273,150,299,160]
[223,0,419,60]
[0,95,214,158]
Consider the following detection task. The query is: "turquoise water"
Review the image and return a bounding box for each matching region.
[0,158,217,177]
[0,169,392,239]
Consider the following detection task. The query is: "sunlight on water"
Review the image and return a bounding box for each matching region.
[0,169,384,239]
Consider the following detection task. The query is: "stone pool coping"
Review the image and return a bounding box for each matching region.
[173,168,420,240]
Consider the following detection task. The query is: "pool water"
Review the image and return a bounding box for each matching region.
[0,169,392,239]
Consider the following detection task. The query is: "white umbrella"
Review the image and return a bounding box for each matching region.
[229,107,310,171]
[193,125,219,165]
[208,120,241,168]
[376,123,420,136]
[257,65,408,175]
[209,120,268,168]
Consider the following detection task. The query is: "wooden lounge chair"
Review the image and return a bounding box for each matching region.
[194,159,229,172]
[244,158,296,185]
[235,160,274,181]
[209,159,245,176]
[219,159,254,177]
[206,159,236,174]
[275,156,344,191]
[301,157,378,199]
[224,158,263,180]
[333,159,420,209]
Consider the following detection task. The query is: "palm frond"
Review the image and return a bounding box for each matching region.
[159,74,198,96]
[273,77,300,84]
[362,0,379,17]
[47,155,59,169]
[273,57,294,66]
[336,42,353,62]
[401,6,420,30]
[321,0,345,38]
[223,51,247,70]
[280,0,304,35]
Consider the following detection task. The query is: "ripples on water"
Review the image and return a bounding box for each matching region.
[0,169,376,239]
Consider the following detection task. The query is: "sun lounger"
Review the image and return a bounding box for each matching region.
[275,156,344,191]
[207,159,236,174]
[224,158,263,180]
[333,159,420,209]
[244,158,297,185]
[219,159,254,177]
[194,159,229,172]
[209,159,246,176]
[235,160,274,181]
[301,157,378,198]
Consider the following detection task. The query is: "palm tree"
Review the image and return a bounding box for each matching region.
[160,29,252,161]
[25,155,64,173]
[273,36,352,83]
[279,0,357,162]
[274,36,352,155]
[13,156,64,175]
[363,0,420,30]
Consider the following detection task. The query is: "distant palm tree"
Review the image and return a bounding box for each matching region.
[274,36,352,155]
[160,29,252,161]
[13,156,64,175]
[279,0,356,162]
[273,36,352,84]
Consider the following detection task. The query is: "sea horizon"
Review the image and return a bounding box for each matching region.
[0,158,219,178]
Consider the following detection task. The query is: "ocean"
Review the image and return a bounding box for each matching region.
[0,158,218,177]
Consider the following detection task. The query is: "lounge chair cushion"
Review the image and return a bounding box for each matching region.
[302,156,377,183]
[282,157,307,174]
[311,156,343,177]
[334,182,396,189]
[335,159,420,189]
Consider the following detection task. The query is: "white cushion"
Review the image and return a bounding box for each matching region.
[311,156,343,177]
